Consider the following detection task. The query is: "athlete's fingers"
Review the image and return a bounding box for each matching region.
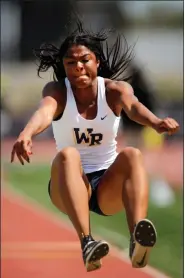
[17,153,24,165]
[22,151,30,163]
[166,119,179,135]
[18,141,30,163]
[158,122,169,133]
[11,147,16,163]
[164,119,175,135]
[166,119,175,129]
[23,140,33,155]
[160,119,172,129]
[12,142,25,165]
[159,118,178,134]
[170,119,179,130]
[27,140,33,150]
[11,142,21,163]
[21,141,30,161]
[164,118,179,128]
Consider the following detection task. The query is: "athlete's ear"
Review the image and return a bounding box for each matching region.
[97,60,100,68]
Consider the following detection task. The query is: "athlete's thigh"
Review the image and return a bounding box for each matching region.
[50,154,92,214]
[97,154,129,215]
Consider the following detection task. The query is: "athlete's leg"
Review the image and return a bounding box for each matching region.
[50,146,92,240]
[49,147,109,271]
[96,147,156,268]
[97,147,148,233]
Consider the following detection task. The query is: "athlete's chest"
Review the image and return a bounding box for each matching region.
[75,101,98,120]
[68,113,119,146]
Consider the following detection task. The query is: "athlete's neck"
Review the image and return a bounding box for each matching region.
[71,78,98,106]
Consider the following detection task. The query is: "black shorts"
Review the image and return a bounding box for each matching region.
[48,169,108,216]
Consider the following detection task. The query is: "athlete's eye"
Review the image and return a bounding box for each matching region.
[82,59,89,63]
[67,61,75,65]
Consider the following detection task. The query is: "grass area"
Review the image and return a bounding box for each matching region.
[4,163,183,278]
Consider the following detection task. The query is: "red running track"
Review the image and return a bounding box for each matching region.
[1,189,169,278]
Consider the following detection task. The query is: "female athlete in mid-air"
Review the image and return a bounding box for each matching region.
[11,18,179,272]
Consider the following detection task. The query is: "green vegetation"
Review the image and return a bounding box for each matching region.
[5,163,183,278]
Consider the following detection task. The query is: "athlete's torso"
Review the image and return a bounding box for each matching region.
[52,77,121,173]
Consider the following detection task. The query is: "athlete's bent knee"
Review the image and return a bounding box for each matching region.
[58,147,81,162]
[124,147,142,159]
[119,147,142,164]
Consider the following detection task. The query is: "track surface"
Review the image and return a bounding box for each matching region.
[1,189,169,278]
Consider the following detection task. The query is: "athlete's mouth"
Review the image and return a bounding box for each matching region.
[74,73,89,78]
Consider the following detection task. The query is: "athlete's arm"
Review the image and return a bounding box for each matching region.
[108,80,179,134]
[20,83,61,137]
[118,81,161,128]
[11,81,64,165]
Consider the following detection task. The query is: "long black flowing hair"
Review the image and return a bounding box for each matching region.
[33,16,135,82]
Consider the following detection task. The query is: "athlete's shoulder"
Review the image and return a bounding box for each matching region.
[104,78,133,95]
[42,80,66,98]
[41,79,67,113]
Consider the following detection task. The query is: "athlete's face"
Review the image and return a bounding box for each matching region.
[63,45,100,88]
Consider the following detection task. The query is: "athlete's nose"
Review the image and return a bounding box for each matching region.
[75,61,84,72]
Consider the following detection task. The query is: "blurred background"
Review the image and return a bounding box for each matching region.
[1,1,183,278]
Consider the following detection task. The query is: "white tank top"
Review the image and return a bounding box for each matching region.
[52,77,120,174]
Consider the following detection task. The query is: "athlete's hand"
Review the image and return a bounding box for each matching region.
[11,133,33,165]
[154,117,179,135]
